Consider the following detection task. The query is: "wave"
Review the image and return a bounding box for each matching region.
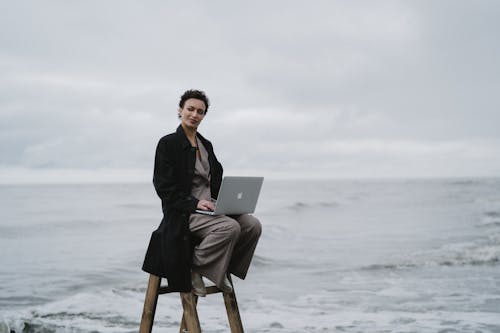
[286,201,309,210]
[251,254,300,269]
[319,201,340,207]
[0,296,50,308]
[361,235,500,272]
[361,262,418,271]
[10,317,138,333]
[477,210,500,228]
[116,203,156,209]
[425,240,499,267]
[436,240,500,266]
[285,200,340,211]
[251,254,275,267]
[485,211,500,218]
[479,221,500,228]
[447,179,479,186]
[11,322,55,333]
[3,288,152,333]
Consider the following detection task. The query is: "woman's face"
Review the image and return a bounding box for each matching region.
[178,98,207,130]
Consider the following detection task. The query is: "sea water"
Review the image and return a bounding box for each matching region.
[1,178,500,332]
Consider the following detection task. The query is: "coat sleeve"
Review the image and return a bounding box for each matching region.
[152,138,198,213]
[204,140,223,199]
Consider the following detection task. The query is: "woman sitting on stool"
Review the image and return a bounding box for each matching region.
[142,89,262,296]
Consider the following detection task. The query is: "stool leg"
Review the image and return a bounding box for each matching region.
[180,292,201,333]
[140,274,161,333]
[179,294,198,332]
[223,291,244,333]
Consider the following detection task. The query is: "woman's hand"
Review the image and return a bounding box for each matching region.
[197,199,215,211]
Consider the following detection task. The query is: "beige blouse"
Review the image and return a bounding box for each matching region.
[189,138,226,227]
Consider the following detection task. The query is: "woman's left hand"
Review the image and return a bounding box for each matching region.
[197,199,215,211]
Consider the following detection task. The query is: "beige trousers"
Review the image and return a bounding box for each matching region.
[189,214,262,289]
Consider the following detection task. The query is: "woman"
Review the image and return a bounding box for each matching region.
[142,89,262,296]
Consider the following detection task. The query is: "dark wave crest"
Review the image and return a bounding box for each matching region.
[478,210,500,227]
[361,262,417,271]
[485,211,500,218]
[286,201,340,211]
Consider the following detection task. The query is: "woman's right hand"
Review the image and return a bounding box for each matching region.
[197,199,215,211]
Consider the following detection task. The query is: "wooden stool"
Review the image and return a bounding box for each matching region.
[139,274,244,333]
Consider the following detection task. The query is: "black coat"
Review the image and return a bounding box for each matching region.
[142,125,223,291]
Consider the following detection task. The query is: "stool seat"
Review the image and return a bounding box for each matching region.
[139,274,244,333]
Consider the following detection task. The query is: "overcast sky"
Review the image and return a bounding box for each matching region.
[1,0,499,183]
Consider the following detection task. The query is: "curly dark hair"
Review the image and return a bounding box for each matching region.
[178,89,210,114]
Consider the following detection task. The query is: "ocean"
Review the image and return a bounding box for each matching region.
[1,178,500,332]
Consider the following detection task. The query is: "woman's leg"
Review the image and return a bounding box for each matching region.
[228,214,262,279]
[189,216,241,288]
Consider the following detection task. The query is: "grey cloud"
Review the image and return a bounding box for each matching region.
[1,0,499,179]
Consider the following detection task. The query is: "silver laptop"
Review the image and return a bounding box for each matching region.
[195,176,264,216]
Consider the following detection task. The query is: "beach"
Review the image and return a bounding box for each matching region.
[1,178,500,332]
